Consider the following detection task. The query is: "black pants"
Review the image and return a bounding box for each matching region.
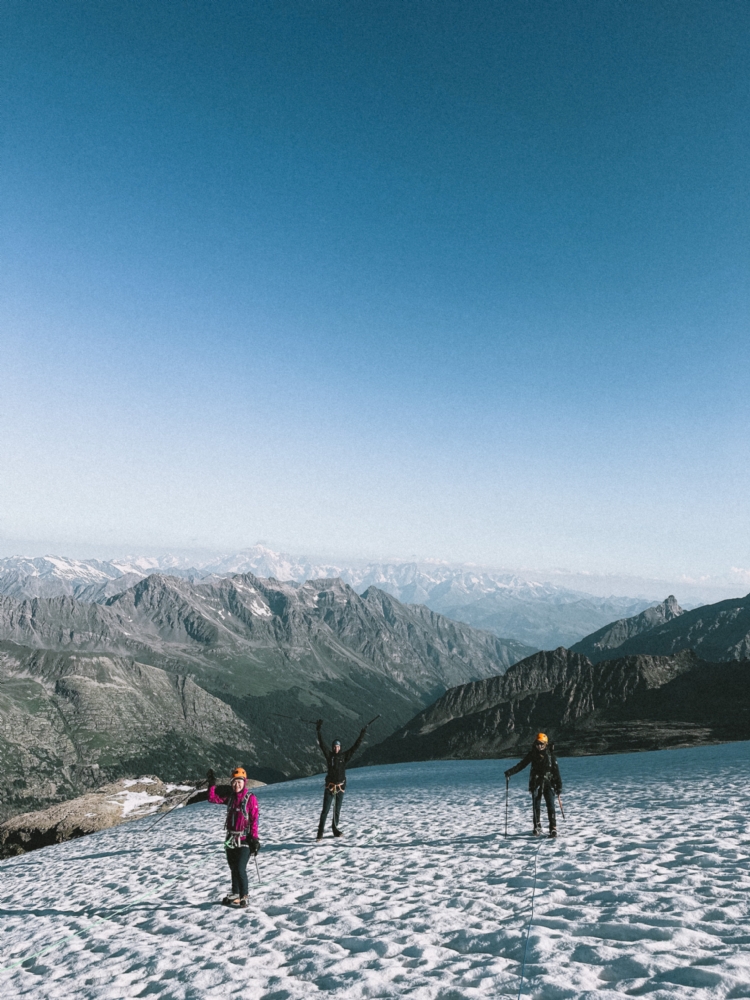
[317,788,344,837]
[226,845,250,896]
[532,783,557,832]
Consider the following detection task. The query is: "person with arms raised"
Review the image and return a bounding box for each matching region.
[315,719,370,841]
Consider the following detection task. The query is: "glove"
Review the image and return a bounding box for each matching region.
[206,769,216,786]
[316,719,323,727]
[504,770,511,780]
[248,837,260,856]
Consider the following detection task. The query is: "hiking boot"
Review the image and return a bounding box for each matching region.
[549,828,557,838]
[238,897,248,908]
[533,826,542,836]
[333,830,343,838]
[222,894,239,905]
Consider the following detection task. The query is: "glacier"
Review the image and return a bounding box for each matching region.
[2,743,749,998]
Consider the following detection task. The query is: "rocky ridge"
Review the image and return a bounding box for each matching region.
[587,593,750,662]
[360,646,750,765]
[570,595,684,662]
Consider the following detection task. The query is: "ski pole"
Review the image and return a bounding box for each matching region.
[505,776,510,838]
[557,794,565,820]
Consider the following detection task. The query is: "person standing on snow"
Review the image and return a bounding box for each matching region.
[315,719,369,840]
[207,767,259,906]
[504,733,563,837]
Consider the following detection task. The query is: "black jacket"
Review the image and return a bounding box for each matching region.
[317,723,367,788]
[506,744,562,794]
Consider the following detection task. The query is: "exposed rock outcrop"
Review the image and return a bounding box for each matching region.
[0,776,224,857]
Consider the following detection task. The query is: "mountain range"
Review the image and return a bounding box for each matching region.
[0,573,532,817]
[362,592,750,765]
[0,547,658,649]
[360,647,750,765]
[4,550,748,820]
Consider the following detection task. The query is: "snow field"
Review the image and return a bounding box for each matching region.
[2,742,750,999]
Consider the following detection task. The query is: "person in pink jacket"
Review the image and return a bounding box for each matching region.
[207,767,259,907]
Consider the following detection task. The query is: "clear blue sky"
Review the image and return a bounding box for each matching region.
[1,0,748,579]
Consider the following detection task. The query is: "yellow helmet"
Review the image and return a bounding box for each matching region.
[535,733,548,744]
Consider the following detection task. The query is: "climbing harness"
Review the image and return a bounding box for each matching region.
[224,833,246,850]
[325,781,345,794]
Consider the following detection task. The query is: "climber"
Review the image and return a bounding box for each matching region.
[315,719,369,840]
[207,767,259,906]
[505,733,563,837]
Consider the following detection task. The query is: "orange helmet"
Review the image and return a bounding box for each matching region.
[535,733,548,744]
[231,767,247,780]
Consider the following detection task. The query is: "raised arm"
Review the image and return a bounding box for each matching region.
[343,726,368,762]
[206,769,230,804]
[316,720,331,762]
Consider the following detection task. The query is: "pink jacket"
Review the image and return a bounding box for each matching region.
[208,785,259,840]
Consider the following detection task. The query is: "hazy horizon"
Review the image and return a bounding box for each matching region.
[0,535,747,606]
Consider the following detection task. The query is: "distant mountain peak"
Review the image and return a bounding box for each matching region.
[663,595,682,616]
[570,596,685,662]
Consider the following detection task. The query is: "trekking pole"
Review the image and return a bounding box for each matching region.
[254,855,261,883]
[505,776,509,838]
[143,783,203,833]
[364,714,381,727]
[557,794,565,820]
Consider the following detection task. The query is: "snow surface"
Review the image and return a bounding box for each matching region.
[2,743,750,998]
[111,791,169,817]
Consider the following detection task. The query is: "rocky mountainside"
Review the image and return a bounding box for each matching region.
[588,593,750,662]
[0,548,657,648]
[0,573,532,698]
[0,642,284,819]
[570,595,684,662]
[359,647,750,765]
[0,575,532,816]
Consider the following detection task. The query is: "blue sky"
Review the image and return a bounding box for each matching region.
[1,0,748,581]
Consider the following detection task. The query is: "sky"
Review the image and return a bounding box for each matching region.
[1,0,748,585]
